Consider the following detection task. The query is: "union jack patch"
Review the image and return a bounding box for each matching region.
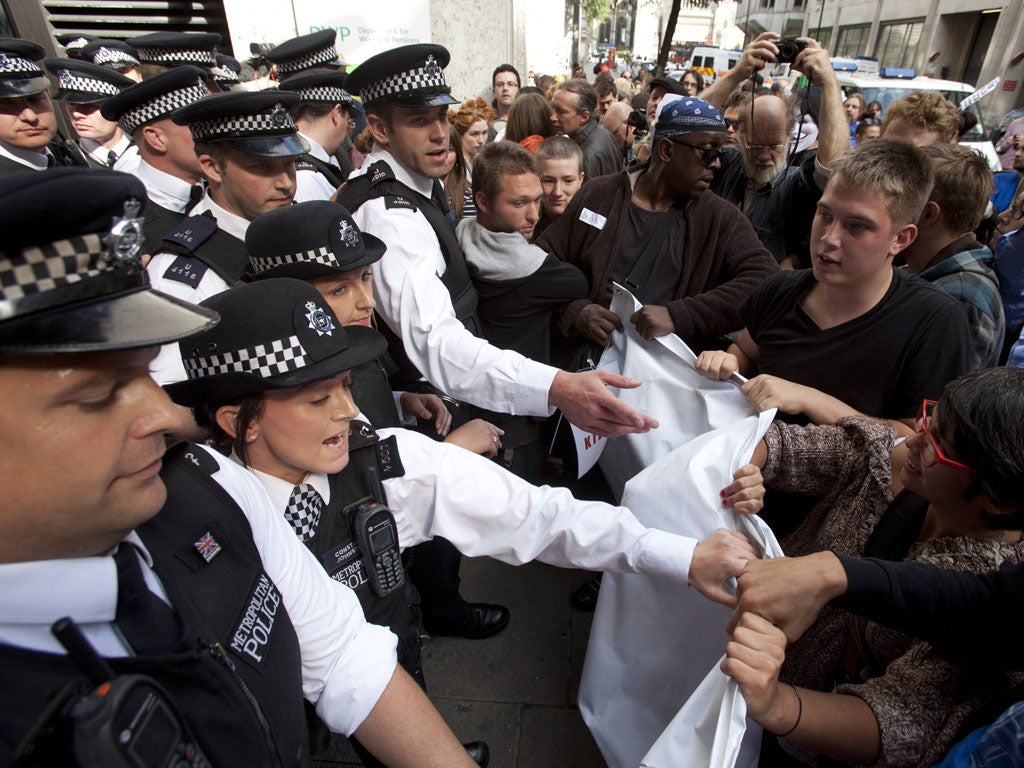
[193,531,221,563]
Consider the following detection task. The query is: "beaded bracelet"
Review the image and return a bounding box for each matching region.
[777,684,802,738]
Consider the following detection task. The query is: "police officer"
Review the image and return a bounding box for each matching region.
[0,166,477,768]
[101,66,210,252]
[279,69,353,200]
[145,89,309,385]
[0,38,86,173]
[265,29,347,78]
[43,58,140,172]
[55,32,96,59]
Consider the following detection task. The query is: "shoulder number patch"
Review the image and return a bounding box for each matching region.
[384,194,417,212]
[163,255,209,288]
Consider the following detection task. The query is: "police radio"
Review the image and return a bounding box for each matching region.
[345,464,404,597]
[49,617,212,768]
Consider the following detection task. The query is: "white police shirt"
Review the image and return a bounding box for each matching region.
[0,444,398,738]
[245,424,697,583]
[136,159,197,214]
[293,132,340,203]
[80,134,141,174]
[146,194,249,385]
[348,148,557,417]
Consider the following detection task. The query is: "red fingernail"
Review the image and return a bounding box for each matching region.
[720,489,726,497]
[723,499,730,507]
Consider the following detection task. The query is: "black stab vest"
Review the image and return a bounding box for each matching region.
[301,421,421,673]
[0,444,308,768]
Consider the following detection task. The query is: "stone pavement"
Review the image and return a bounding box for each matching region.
[312,559,609,768]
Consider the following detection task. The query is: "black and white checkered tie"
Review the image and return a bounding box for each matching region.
[284,484,323,541]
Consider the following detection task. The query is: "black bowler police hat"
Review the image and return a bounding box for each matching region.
[248,201,386,281]
[0,168,217,353]
[279,70,353,106]
[266,30,345,78]
[171,90,309,157]
[211,53,241,90]
[45,58,135,105]
[81,39,141,71]
[166,278,387,408]
[128,32,220,68]
[346,43,459,108]
[0,38,50,98]
[102,65,208,135]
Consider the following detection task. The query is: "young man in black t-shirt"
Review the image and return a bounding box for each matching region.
[696,138,970,433]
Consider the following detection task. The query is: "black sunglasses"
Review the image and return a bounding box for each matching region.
[667,138,725,166]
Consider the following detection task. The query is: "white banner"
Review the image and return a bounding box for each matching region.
[578,284,782,768]
[293,0,431,67]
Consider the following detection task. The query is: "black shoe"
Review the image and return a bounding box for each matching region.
[570,574,602,612]
[463,741,490,766]
[423,603,510,639]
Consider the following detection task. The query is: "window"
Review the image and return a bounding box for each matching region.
[875,19,924,68]
[809,27,832,50]
[794,0,803,8]
[836,24,871,57]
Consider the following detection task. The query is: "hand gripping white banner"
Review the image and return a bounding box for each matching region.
[578,284,782,768]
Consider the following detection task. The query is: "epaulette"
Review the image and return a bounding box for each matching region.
[349,420,405,480]
[161,211,219,254]
[165,440,221,476]
[294,158,317,173]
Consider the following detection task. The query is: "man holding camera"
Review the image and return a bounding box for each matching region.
[701,33,848,267]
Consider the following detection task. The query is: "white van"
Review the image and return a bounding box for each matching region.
[834,64,999,169]
[684,46,742,83]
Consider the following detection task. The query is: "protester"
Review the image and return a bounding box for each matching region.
[882,90,960,145]
[489,64,519,138]
[533,135,584,240]
[503,90,555,152]
[550,78,622,180]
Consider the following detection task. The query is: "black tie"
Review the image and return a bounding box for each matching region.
[186,184,204,213]
[114,544,181,655]
[106,150,118,168]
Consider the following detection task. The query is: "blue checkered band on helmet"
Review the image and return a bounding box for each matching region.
[0,235,108,303]
[183,334,309,380]
[213,71,239,85]
[0,52,42,76]
[359,59,448,103]
[135,46,216,66]
[63,37,90,51]
[294,85,352,104]
[277,45,337,76]
[189,104,297,142]
[92,47,140,68]
[250,245,340,274]
[119,78,208,135]
[55,69,122,98]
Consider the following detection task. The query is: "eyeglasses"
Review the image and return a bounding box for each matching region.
[724,118,739,129]
[743,142,786,154]
[915,399,976,475]
[668,139,725,166]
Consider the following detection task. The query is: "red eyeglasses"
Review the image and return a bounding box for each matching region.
[916,400,976,476]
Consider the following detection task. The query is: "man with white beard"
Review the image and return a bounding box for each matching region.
[704,33,847,268]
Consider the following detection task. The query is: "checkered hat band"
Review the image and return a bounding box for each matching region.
[135,46,216,66]
[190,110,297,142]
[284,484,323,541]
[361,63,447,103]
[1,235,105,301]
[250,245,339,273]
[295,85,350,104]
[120,80,207,135]
[64,38,90,51]
[183,334,309,380]
[93,48,139,67]
[0,53,41,75]
[277,46,336,76]
[56,70,122,98]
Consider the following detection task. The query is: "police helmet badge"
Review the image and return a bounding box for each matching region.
[270,103,289,127]
[424,55,440,78]
[305,300,334,336]
[58,69,74,88]
[338,218,360,248]
[104,198,145,265]
[0,53,10,71]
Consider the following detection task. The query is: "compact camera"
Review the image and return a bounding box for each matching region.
[775,38,809,64]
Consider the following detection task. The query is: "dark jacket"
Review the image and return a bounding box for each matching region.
[575,119,623,181]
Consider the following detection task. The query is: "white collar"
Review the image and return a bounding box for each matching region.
[299,132,339,166]
[0,531,152,626]
[80,133,131,164]
[191,192,251,242]
[136,159,197,213]
[234,458,333,511]
[354,147,435,198]
[0,139,48,170]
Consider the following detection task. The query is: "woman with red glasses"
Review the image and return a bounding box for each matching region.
[720,367,1024,768]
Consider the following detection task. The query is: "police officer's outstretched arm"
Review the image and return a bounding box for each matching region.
[549,369,659,437]
[354,666,477,767]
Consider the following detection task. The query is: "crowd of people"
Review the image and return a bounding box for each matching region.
[1,21,1023,768]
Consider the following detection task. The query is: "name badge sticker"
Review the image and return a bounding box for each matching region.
[579,208,607,230]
